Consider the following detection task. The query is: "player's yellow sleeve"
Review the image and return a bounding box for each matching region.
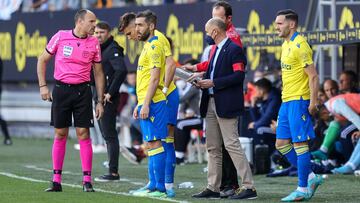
[163,40,172,57]
[155,30,172,57]
[298,41,313,68]
[148,43,164,69]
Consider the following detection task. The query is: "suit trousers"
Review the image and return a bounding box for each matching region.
[206,98,254,192]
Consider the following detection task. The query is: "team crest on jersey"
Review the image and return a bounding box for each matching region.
[151,54,160,61]
[63,46,73,57]
[302,114,306,121]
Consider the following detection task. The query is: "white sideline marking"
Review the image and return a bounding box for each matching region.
[24,165,144,186]
[25,165,82,175]
[0,172,188,203]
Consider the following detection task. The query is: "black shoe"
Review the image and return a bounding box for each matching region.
[45,182,62,192]
[83,182,95,192]
[192,188,220,199]
[229,187,257,200]
[176,157,185,165]
[4,138,12,145]
[94,174,120,182]
[220,187,235,198]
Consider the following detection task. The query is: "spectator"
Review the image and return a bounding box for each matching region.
[48,0,80,11]
[248,78,281,155]
[339,70,359,93]
[317,87,327,105]
[319,93,360,174]
[323,79,339,99]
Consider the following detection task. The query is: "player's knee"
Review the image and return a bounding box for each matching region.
[76,128,90,140]
[55,128,68,139]
[275,139,291,149]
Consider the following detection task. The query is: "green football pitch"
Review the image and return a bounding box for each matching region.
[1,138,359,203]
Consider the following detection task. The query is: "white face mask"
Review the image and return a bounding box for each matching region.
[176,80,186,90]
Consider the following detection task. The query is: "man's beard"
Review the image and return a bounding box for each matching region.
[139,29,151,41]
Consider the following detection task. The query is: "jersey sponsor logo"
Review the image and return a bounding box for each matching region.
[63,45,73,57]
[281,62,291,70]
[137,65,144,71]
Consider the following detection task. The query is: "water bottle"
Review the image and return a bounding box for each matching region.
[178,182,194,189]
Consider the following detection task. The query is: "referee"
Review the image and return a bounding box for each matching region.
[37,9,105,192]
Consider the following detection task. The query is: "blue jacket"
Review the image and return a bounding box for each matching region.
[250,88,282,130]
[200,38,246,118]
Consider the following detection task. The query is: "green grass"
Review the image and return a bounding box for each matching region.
[1,137,360,202]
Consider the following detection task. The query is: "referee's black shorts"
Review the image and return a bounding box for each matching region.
[50,80,94,128]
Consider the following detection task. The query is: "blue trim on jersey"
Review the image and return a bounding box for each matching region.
[148,36,159,43]
[166,88,179,126]
[138,101,168,142]
[290,32,299,41]
[276,98,315,142]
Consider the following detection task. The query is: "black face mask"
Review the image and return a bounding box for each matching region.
[139,29,151,41]
[205,30,216,45]
[205,35,215,45]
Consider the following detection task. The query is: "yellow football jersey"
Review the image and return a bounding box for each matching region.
[281,32,313,102]
[154,30,177,96]
[136,36,166,105]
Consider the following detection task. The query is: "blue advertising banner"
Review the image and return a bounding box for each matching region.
[1,0,360,81]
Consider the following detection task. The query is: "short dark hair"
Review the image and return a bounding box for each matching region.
[276,9,298,26]
[136,10,157,27]
[254,78,272,93]
[118,12,136,33]
[213,0,232,17]
[341,70,358,86]
[74,9,88,23]
[96,21,111,31]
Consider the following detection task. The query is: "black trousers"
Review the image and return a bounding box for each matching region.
[174,117,203,153]
[221,147,239,189]
[98,94,120,174]
[0,115,10,139]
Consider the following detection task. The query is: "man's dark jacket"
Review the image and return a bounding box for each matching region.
[93,36,127,98]
[200,38,246,118]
